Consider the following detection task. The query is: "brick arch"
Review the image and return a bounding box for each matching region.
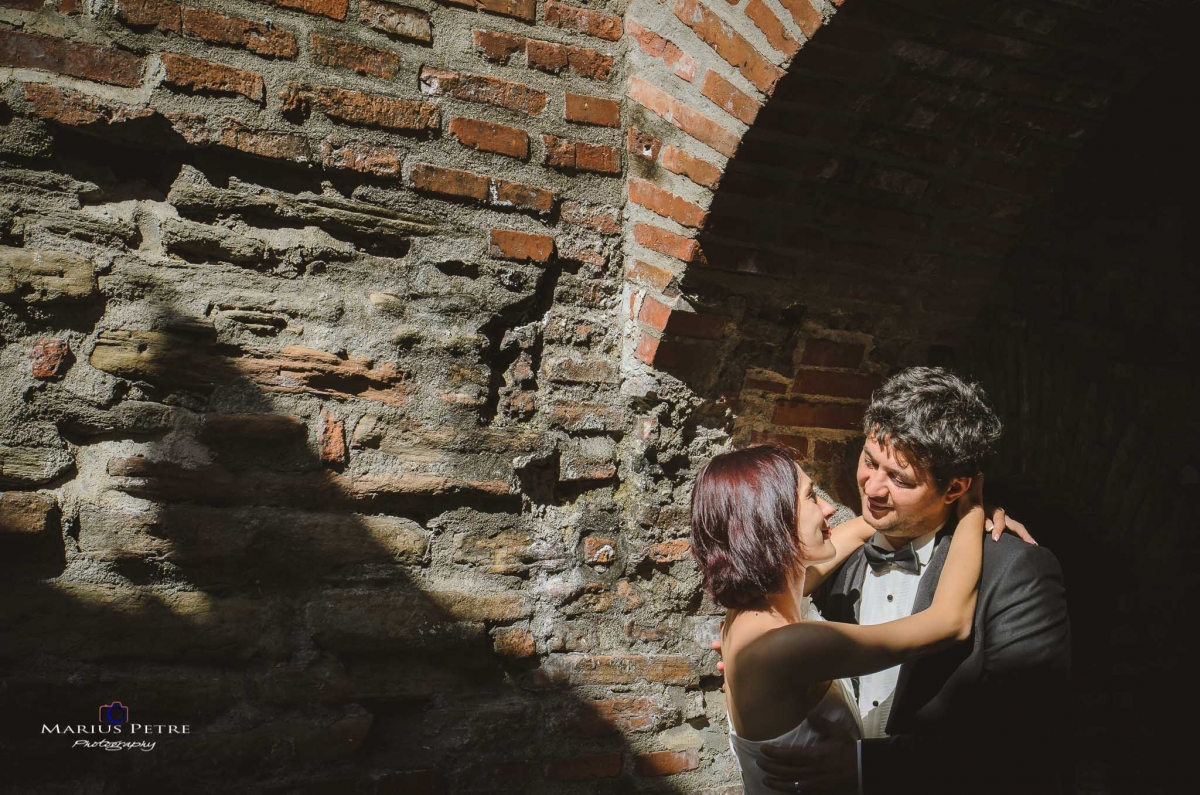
[617,0,1186,499]
[619,0,836,374]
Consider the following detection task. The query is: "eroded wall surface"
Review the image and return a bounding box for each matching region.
[1,0,1191,792]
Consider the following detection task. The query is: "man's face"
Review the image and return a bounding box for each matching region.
[856,435,956,540]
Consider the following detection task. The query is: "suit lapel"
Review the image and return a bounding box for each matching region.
[887,518,957,732]
[911,519,956,615]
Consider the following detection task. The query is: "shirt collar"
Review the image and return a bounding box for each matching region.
[870,522,944,569]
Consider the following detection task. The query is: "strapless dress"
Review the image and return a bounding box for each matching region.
[728,597,863,795]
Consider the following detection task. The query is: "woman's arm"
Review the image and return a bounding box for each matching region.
[802,516,875,595]
[767,485,986,684]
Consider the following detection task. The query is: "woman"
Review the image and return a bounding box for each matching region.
[690,445,1000,795]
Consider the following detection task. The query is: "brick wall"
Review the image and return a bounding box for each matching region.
[1,0,1193,791]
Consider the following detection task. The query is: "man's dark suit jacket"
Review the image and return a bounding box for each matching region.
[816,519,1072,795]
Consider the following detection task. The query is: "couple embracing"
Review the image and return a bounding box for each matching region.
[691,368,1071,795]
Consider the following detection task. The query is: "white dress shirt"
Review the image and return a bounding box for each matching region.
[856,525,941,738]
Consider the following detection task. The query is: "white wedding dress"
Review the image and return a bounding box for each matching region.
[728,597,863,795]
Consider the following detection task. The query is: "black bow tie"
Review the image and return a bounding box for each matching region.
[863,542,920,574]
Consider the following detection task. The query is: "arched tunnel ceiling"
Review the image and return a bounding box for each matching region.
[652,0,1192,397]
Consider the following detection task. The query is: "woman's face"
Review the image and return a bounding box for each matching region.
[795,464,838,565]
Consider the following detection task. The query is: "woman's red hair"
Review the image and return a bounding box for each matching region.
[689,445,802,610]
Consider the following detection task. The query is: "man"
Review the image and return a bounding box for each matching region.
[757,367,1072,794]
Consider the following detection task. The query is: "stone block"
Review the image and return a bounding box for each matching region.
[0,446,74,487]
[0,247,97,302]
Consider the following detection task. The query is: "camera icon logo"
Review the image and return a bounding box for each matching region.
[99,702,129,725]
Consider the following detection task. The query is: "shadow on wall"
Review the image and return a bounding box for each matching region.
[0,124,692,794]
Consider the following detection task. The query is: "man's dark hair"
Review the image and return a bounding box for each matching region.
[862,367,1002,490]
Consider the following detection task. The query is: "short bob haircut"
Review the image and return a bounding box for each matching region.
[690,444,803,610]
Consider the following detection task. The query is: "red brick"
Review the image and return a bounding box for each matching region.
[583,536,617,564]
[0,29,145,87]
[801,338,865,368]
[626,18,697,82]
[219,121,311,162]
[160,53,264,102]
[749,430,809,454]
[778,0,824,38]
[359,0,432,44]
[492,178,555,213]
[489,228,555,262]
[181,7,299,58]
[637,293,670,327]
[671,0,784,94]
[473,29,524,63]
[647,538,691,563]
[633,223,702,264]
[544,753,622,781]
[320,137,404,176]
[259,0,348,19]
[744,376,789,394]
[526,38,568,72]
[419,66,547,115]
[628,178,708,229]
[638,295,725,340]
[564,45,613,81]
[542,130,576,166]
[318,407,347,466]
[635,749,700,777]
[635,332,661,366]
[773,401,863,430]
[311,33,402,79]
[538,653,697,686]
[114,0,182,33]
[579,696,674,734]
[564,92,620,127]
[791,370,880,400]
[745,0,801,57]
[543,135,620,175]
[409,163,484,202]
[437,0,534,22]
[701,70,762,125]
[542,354,617,384]
[531,39,607,83]
[571,141,620,175]
[449,117,530,159]
[628,77,739,157]
[492,626,536,657]
[661,145,723,189]
[21,83,153,126]
[281,83,440,132]
[560,201,620,234]
[546,400,624,432]
[30,339,71,379]
[625,259,678,293]
[544,1,622,41]
[479,0,536,21]
[627,127,663,161]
